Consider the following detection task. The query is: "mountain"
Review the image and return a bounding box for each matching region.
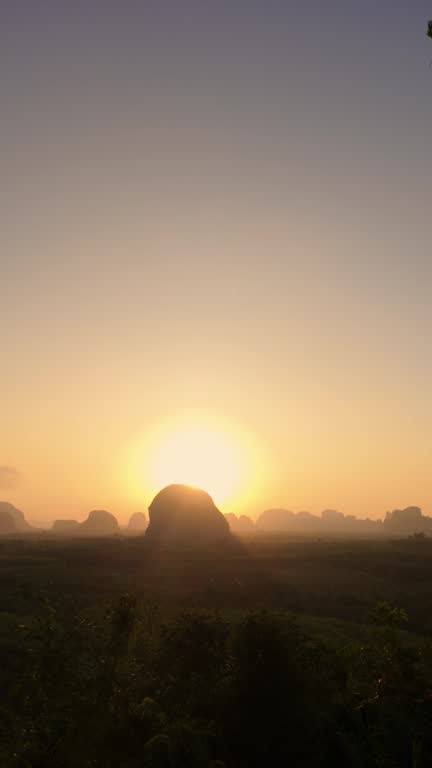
[0,502,32,532]
[0,509,17,535]
[224,513,254,533]
[256,508,297,531]
[256,507,383,535]
[79,510,120,536]
[52,519,80,534]
[383,507,432,535]
[127,512,148,533]
[145,484,231,546]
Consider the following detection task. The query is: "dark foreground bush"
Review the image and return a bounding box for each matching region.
[2,596,432,767]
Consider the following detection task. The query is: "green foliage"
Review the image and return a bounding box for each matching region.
[371,601,408,629]
[3,539,432,766]
[3,597,432,768]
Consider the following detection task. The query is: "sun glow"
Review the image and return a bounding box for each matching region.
[129,415,262,512]
[150,426,245,504]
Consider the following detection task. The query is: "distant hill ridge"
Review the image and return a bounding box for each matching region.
[52,509,119,536]
[2,500,432,538]
[255,505,432,535]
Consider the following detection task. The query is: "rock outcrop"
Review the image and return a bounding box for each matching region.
[80,509,120,536]
[238,514,254,531]
[224,513,254,533]
[52,519,80,534]
[145,484,231,546]
[384,506,431,535]
[224,513,238,530]
[127,512,148,533]
[257,508,297,531]
[0,509,17,535]
[256,507,383,536]
[0,502,32,532]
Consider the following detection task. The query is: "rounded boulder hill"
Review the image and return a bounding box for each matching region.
[127,512,148,533]
[52,519,80,534]
[80,509,120,536]
[145,484,231,546]
[0,509,17,535]
[225,513,254,533]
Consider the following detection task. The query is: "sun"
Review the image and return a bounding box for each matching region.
[128,415,261,511]
[149,424,246,506]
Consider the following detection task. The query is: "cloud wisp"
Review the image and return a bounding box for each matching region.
[0,466,21,489]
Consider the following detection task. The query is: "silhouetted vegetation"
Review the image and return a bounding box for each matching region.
[2,535,432,766]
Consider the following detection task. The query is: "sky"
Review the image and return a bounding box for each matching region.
[2,1,432,523]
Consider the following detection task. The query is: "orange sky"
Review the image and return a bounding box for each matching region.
[2,4,432,523]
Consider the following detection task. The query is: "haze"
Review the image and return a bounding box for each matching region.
[2,2,432,523]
